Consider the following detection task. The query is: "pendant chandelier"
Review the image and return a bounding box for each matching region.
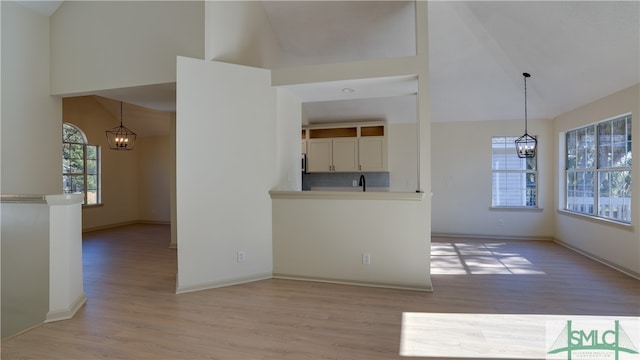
[105,102,137,151]
[515,72,536,158]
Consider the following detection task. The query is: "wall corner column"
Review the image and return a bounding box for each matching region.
[415,0,433,285]
[45,194,86,322]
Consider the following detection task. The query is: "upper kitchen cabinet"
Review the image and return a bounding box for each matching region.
[301,129,307,154]
[358,125,387,172]
[306,126,358,172]
[304,122,387,173]
[307,139,331,172]
[332,138,359,172]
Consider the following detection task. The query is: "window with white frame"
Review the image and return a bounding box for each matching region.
[492,136,537,207]
[63,123,101,205]
[565,114,631,223]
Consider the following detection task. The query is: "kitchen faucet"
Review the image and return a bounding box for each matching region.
[358,174,366,192]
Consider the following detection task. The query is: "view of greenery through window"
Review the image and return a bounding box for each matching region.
[62,123,100,205]
[566,114,631,223]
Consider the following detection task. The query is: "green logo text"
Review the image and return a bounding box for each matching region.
[548,320,639,360]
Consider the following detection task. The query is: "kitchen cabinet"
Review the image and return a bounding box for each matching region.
[301,129,307,154]
[307,138,358,172]
[307,139,331,172]
[303,122,386,173]
[358,136,387,171]
[358,125,387,171]
[332,138,359,171]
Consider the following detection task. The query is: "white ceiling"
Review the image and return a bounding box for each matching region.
[427,1,639,123]
[14,0,63,16]
[264,1,418,124]
[261,0,416,68]
[16,1,640,129]
[93,82,177,113]
[279,75,418,125]
[277,1,640,124]
[94,96,171,137]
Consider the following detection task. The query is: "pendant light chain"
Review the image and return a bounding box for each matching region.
[514,72,536,158]
[524,73,528,134]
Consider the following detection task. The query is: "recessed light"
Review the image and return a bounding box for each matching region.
[341,88,355,93]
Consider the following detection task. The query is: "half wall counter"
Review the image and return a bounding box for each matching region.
[269,190,432,291]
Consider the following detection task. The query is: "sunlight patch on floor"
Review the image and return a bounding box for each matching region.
[431,242,546,275]
[400,313,640,359]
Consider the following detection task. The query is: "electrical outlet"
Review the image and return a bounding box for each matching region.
[362,252,371,265]
[498,219,504,226]
[352,180,358,187]
[237,251,246,262]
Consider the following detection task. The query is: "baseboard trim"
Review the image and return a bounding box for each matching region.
[175,272,432,294]
[83,220,170,233]
[138,220,171,225]
[45,292,87,323]
[272,274,433,292]
[1,322,44,342]
[432,232,553,241]
[175,273,273,294]
[83,221,138,232]
[553,238,640,280]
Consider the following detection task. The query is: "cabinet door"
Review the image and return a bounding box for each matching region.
[359,137,387,171]
[332,138,359,172]
[307,139,332,172]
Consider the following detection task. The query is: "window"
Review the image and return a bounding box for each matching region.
[492,136,537,207]
[63,123,101,205]
[565,114,631,223]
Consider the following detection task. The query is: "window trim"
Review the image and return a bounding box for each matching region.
[563,113,632,223]
[491,135,539,209]
[558,209,633,230]
[489,206,543,212]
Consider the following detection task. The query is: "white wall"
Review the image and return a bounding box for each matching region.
[431,118,554,239]
[388,123,418,192]
[1,1,61,195]
[272,195,431,290]
[275,88,303,190]
[46,194,85,323]
[553,84,640,276]
[170,113,177,247]
[50,1,204,95]
[137,135,171,223]
[176,57,277,292]
[205,1,282,69]
[1,200,49,339]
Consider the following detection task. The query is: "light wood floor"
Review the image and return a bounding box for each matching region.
[2,224,638,359]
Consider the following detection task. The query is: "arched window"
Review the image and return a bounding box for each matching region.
[63,123,101,205]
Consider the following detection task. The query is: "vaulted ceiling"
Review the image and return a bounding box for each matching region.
[427,1,639,123]
[268,1,639,124]
[16,1,640,130]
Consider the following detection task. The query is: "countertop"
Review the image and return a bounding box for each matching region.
[269,189,425,201]
[309,186,390,192]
